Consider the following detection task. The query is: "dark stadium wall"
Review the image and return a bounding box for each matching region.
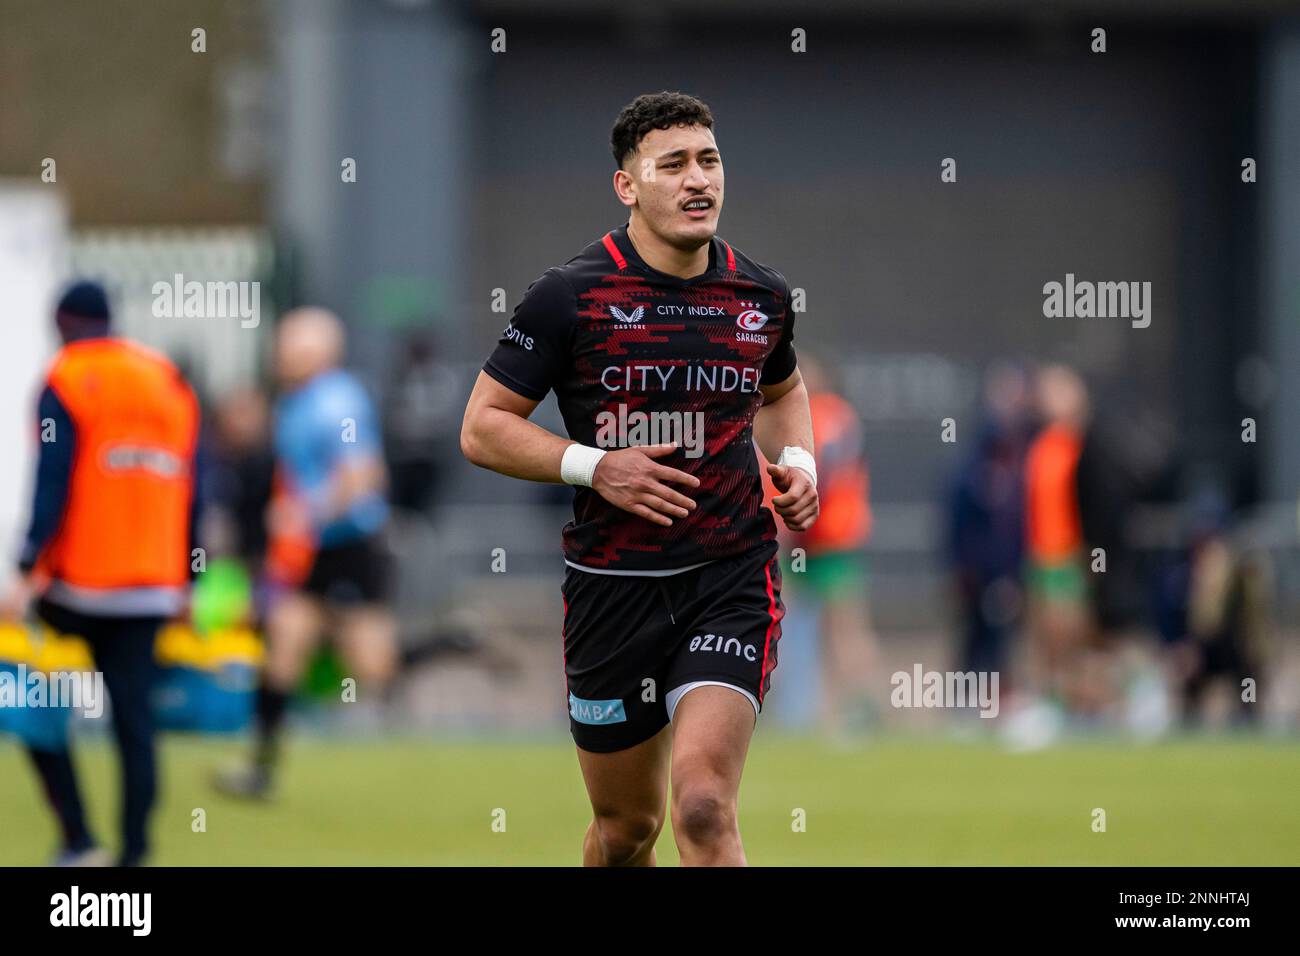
[465,22,1255,506]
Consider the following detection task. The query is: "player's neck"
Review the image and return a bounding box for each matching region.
[626,218,710,280]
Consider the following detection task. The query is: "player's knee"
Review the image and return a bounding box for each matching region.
[367,656,398,686]
[349,649,396,687]
[263,653,303,689]
[267,606,321,666]
[264,629,315,683]
[672,786,735,846]
[594,812,660,864]
[341,612,398,679]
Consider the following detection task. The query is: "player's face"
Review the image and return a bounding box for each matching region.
[274,322,320,386]
[273,327,304,385]
[627,125,724,250]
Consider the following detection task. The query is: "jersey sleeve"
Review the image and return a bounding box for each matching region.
[482,269,577,401]
[333,379,382,461]
[760,272,798,385]
[18,385,75,572]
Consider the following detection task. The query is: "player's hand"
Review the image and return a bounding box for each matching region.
[266,495,312,539]
[766,463,819,532]
[172,585,195,629]
[0,575,35,622]
[591,443,700,527]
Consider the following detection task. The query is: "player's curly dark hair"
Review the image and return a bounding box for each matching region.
[610,91,715,169]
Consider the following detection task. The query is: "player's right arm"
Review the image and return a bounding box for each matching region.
[460,371,567,482]
[461,371,698,527]
[0,384,73,620]
[461,269,699,526]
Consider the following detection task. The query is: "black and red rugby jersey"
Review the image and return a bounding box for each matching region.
[483,222,798,574]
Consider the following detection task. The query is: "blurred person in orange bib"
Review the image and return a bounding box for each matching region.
[0,281,200,866]
[1021,364,1099,724]
[764,355,876,733]
[214,308,397,800]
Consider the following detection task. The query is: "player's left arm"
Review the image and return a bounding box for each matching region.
[755,368,819,533]
[327,439,387,509]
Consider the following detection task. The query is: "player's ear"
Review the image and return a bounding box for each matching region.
[612,167,637,208]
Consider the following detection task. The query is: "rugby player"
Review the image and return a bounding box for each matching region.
[215,308,398,798]
[461,92,818,866]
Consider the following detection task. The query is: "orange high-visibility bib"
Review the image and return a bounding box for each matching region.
[35,339,199,591]
[759,391,871,555]
[801,392,870,553]
[1025,422,1084,562]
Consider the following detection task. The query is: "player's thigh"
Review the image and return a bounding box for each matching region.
[562,567,675,756]
[334,604,398,681]
[575,725,672,824]
[665,549,783,725]
[265,591,325,682]
[669,683,755,799]
[663,549,781,796]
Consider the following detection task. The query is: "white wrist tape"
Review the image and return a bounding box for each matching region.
[561,443,607,487]
[777,446,817,488]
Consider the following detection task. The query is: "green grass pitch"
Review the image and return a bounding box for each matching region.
[2,735,1297,865]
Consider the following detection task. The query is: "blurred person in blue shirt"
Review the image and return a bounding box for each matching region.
[215,308,397,799]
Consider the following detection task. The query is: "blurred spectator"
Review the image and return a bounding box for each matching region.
[1075,401,1165,636]
[768,355,876,733]
[1,280,200,866]
[1021,364,1100,722]
[1157,492,1273,727]
[215,308,398,799]
[206,387,275,571]
[383,330,464,516]
[946,361,1033,682]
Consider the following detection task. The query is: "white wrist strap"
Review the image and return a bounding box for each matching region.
[561,443,607,487]
[777,446,817,488]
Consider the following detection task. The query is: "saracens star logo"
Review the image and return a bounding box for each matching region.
[736,302,768,331]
